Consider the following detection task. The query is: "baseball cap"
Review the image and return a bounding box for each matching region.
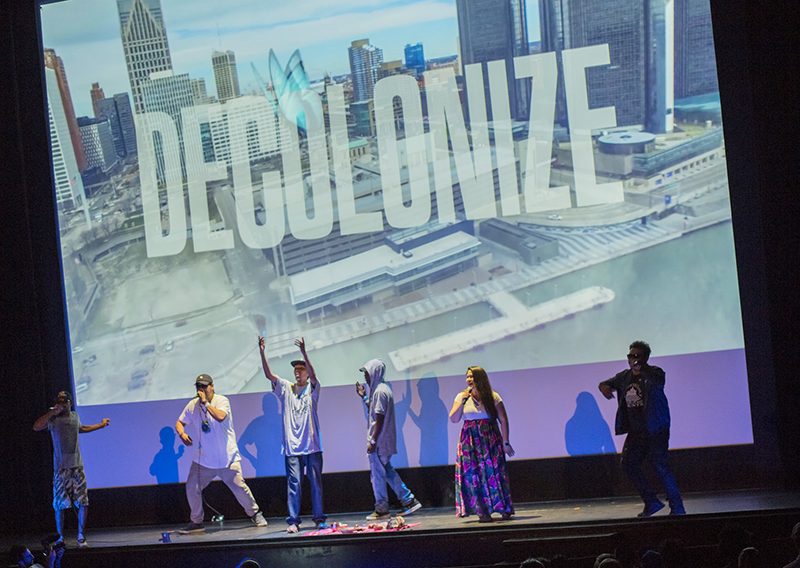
[195,374,213,386]
[290,360,306,368]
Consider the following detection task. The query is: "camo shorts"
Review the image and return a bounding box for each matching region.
[53,467,89,510]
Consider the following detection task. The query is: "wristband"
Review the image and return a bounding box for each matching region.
[362,395,368,403]
[503,442,510,446]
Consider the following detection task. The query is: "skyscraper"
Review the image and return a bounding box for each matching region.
[96,97,126,157]
[90,82,105,117]
[212,50,241,103]
[140,70,195,179]
[348,39,383,103]
[190,77,212,105]
[456,0,530,121]
[404,43,426,76]
[114,93,137,155]
[78,117,118,172]
[539,0,674,133]
[43,48,87,172]
[44,67,87,213]
[674,0,718,99]
[117,0,173,114]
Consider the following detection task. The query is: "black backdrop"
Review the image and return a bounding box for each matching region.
[1,0,798,537]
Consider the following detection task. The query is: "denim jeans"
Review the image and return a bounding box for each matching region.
[369,452,414,513]
[285,452,325,525]
[621,429,683,510]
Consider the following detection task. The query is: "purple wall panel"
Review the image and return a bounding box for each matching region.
[77,349,752,488]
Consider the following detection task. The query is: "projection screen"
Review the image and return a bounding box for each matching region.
[39,0,752,488]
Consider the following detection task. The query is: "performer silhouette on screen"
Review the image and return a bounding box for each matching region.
[598,341,685,516]
[356,358,422,520]
[258,336,327,533]
[175,374,267,533]
[33,391,111,547]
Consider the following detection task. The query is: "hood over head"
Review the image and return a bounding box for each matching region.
[360,358,386,390]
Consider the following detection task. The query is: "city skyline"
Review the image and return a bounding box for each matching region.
[41,0,543,119]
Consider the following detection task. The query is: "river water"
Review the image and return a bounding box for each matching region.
[244,221,744,389]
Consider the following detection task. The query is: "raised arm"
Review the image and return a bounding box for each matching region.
[496,401,515,457]
[258,336,278,387]
[33,407,59,431]
[449,390,471,423]
[295,337,318,387]
[80,418,110,433]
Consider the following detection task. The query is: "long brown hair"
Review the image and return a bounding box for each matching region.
[467,366,498,423]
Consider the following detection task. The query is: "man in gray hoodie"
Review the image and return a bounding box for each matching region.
[356,358,422,520]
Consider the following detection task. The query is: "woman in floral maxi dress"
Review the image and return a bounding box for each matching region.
[449,366,515,522]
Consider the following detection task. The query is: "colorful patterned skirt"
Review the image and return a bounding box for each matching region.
[455,419,514,517]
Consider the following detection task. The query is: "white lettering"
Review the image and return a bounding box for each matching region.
[425,68,496,222]
[283,90,333,240]
[327,85,382,235]
[375,75,430,229]
[488,60,518,216]
[514,53,571,212]
[229,97,284,248]
[562,45,624,207]
[182,104,233,252]
[135,111,187,257]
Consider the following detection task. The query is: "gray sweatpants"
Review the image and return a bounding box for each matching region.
[186,460,259,523]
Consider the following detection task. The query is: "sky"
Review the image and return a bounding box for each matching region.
[41,0,542,119]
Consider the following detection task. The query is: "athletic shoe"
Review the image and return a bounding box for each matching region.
[501,511,514,521]
[178,522,205,534]
[286,524,299,533]
[478,515,494,523]
[250,511,268,527]
[399,499,422,516]
[76,537,88,548]
[669,506,687,515]
[637,501,665,517]
[315,521,329,530]
[366,510,390,520]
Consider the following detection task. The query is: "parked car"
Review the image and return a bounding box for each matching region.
[128,369,148,391]
[139,345,155,356]
[548,214,562,221]
[82,354,97,365]
[76,375,91,394]
[165,340,174,352]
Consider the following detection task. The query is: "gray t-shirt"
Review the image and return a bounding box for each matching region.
[369,382,397,456]
[47,411,83,469]
[273,377,322,456]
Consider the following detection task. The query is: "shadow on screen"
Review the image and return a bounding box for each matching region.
[564,391,617,497]
[238,393,284,477]
[149,426,185,484]
[393,379,412,468]
[407,374,449,466]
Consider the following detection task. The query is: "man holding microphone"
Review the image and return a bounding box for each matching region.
[33,391,110,547]
[176,374,267,533]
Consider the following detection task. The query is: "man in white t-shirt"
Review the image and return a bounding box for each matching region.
[175,374,267,533]
[259,337,326,533]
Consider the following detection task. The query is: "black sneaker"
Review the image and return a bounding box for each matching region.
[399,499,422,516]
[178,522,205,534]
[637,501,665,517]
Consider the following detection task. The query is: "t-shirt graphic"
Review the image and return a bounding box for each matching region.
[625,383,643,408]
[625,380,646,432]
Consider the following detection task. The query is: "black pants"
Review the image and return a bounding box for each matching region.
[621,429,683,509]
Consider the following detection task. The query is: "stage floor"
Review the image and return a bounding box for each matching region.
[45,488,800,549]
